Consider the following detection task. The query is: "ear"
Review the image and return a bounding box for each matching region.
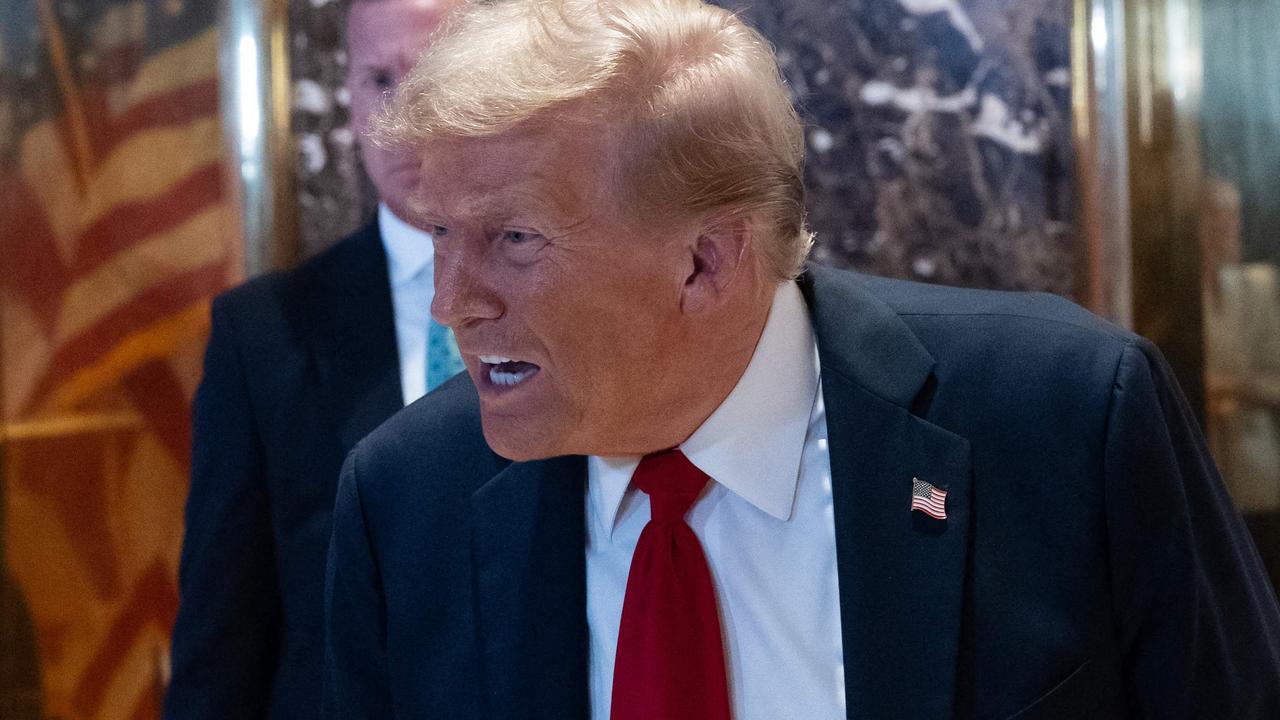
[680,214,753,314]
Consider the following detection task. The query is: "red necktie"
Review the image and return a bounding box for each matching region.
[610,449,732,720]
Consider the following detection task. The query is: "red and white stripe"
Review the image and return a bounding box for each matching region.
[911,477,948,520]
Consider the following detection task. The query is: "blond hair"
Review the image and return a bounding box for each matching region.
[376,0,813,280]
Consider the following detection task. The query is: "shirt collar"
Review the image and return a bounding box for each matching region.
[378,202,436,286]
[588,281,820,536]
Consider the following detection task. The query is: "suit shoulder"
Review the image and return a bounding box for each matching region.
[806,266,1141,403]
[348,374,508,511]
[210,225,382,348]
[856,272,1131,339]
[834,269,1136,361]
[212,224,380,321]
[854,273,1142,420]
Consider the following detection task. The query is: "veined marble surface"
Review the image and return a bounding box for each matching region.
[289,0,1076,295]
[287,0,372,258]
[717,0,1075,294]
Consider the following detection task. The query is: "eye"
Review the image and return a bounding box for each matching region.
[501,230,539,245]
[366,69,394,91]
[431,225,449,237]
[494,228,547,265]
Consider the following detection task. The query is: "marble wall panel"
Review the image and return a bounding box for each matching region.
[288,0,372,258]
[287,0,1076,295]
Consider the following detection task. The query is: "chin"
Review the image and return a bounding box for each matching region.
[480,415,563,462]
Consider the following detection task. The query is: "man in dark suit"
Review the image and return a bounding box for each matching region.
[325,1,1280,718]
[164,1,465,717]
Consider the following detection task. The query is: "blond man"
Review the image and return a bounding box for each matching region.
[324,1,1280,718]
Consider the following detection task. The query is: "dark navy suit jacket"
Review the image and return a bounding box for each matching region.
[324,264,1280,719]
[165,222,405,719]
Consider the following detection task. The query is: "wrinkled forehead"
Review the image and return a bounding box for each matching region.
[346,0,456,60]
[410,125,620,223]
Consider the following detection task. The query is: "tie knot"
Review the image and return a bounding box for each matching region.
[632,449,709,524]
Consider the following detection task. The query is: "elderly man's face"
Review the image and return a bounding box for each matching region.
[346,0,458,214]
[420,127,702,460]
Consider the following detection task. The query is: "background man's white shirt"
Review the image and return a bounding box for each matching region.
[379,202,437,406]
[586,282,847,719]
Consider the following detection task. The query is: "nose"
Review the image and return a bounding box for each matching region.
[431,240,504,329]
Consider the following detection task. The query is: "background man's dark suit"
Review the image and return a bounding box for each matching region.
[325,264,1280,719]
[165,221,404,719]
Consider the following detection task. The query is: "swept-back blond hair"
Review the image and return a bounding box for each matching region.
[376,0,812,280]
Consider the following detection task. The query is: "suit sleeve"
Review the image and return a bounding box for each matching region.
[1105,340,1280,718]
[164,298,281,719]
[323,446,394,718]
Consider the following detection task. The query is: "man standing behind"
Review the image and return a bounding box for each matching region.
[164,1,465,717]
[325,1,1280,718]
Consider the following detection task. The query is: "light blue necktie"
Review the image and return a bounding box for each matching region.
[426,319,465,391]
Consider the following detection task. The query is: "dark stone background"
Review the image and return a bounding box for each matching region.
[289,0,1076,296]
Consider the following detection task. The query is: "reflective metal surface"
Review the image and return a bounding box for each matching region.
[1073,0,1132,325]
[1126,0,1207,421]
[220,0,297,276]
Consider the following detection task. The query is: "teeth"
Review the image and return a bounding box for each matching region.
[476,354,538,388]
[489,367,534,387]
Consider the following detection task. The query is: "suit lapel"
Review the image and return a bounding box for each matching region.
[471,455,589,720]
[802,267,972,720]
[308,221,405,452]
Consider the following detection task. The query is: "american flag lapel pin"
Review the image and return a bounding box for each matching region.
[910,477,948,520]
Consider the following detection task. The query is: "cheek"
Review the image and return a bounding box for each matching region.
[355,131,385,169]
[347,91,374,132]
[507,248,674,394]
[359,143,418,192]
[540,295,667,396]
[514,280,606,387]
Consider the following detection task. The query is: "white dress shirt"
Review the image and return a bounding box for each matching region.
[586,281,846,720]
[379,202,437,406]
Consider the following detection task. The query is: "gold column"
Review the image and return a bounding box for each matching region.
[1073,0,1133,326]
[1125,0,1207,419]
[220,0,299,277]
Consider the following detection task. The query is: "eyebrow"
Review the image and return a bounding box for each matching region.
[407,190,590,237]
[404,193,445,223]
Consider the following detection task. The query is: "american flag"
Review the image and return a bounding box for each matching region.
[1,0,233,716]
[911,477,948,520]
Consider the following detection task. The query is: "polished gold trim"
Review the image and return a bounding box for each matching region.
[0,181,8,584]
[220,0,299,277]
[266,0,298,271]
[1071,0,1091,146]
[1072,0,1096,306]
[1125,0,1207,419]
[1073,0,1133,326]
[1076,0,1209,415]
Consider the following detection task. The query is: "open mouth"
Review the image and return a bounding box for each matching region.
[477,355,542,388]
